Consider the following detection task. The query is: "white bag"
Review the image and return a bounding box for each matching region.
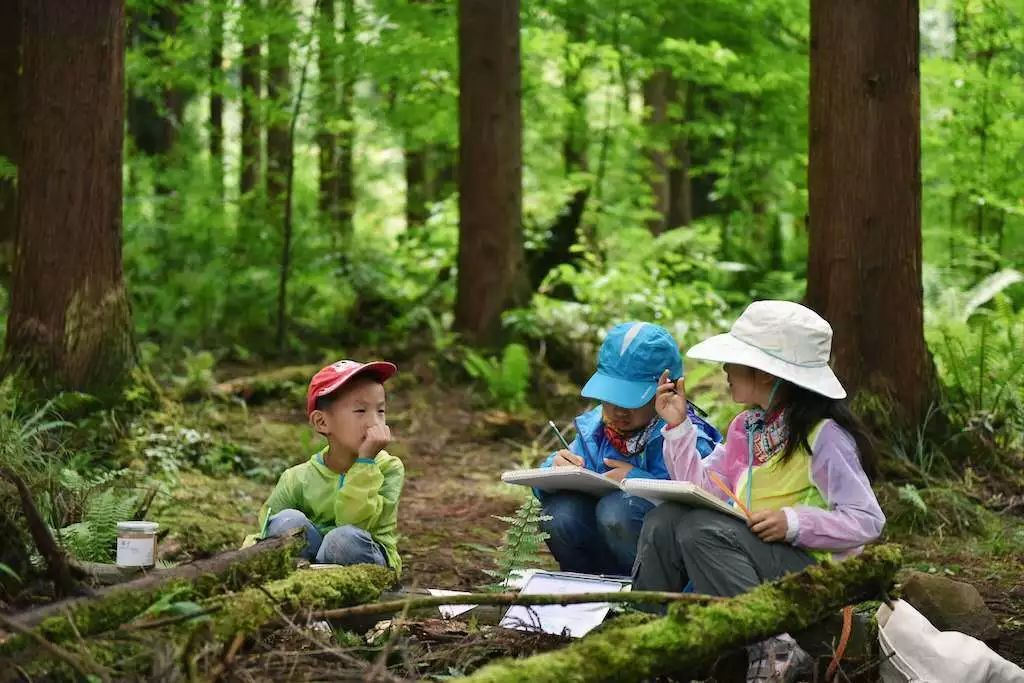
[877,599,1024,683]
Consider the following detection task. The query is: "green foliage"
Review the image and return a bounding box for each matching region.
[485,495,552,590]
[463,344,532,411]
[57,485,141,564]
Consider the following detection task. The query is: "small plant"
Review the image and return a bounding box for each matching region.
[462,343,532,411]
[57,468,142,563]
[484,495,552,590]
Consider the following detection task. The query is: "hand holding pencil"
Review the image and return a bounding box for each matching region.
[549,420,584,467]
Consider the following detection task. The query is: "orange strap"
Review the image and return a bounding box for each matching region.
[708,471,751,519]
[826,605,854,681]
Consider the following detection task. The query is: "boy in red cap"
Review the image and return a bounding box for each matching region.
[254,360,405,572]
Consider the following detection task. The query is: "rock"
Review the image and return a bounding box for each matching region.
[901,571,1001,643]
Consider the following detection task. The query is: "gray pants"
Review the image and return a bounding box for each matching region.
[632,504,815,598]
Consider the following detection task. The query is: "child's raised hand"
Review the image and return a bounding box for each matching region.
[553,449,584,467]
[654,369,688,427]
[358,424,392,460]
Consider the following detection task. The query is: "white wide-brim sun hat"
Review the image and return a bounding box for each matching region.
[686,300,847,400]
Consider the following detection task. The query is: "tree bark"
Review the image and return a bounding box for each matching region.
[4,0,135,397]
[266,0,292,212]
[0,0,20,291]
[240,0,263,198]
[209,0,225,200]
[405,145,429,228]
[562,11,589,175]
[454,0,527,345]
[806,0,932,424]
[643,69,670,235]
[456,544,902,683]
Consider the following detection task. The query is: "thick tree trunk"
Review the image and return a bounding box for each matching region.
[317,0,339,230]
[454,0,527,345]
[265,0,292,213]
[0,0,20,291]
[643,69,670,235]
[667,77,692,229]
[209,0,225,200]
[4,0,135,397]
[240,0,263,198]
[807,0,932,424]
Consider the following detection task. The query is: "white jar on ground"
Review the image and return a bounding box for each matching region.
[116,521,159,568]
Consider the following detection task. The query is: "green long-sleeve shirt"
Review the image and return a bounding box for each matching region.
[256,448,405,574]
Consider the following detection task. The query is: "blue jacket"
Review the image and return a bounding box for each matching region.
[538,405,722,491]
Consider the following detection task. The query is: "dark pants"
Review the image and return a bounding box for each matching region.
[632,504,815,597]
[539,490,655,576]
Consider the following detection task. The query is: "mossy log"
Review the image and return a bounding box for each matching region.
[0,532,304,653]
[457,544,903,683]
[211,364,318,402]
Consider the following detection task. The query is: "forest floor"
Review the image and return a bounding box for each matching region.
[147,358,1024,670]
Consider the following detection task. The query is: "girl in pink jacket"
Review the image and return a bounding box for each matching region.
[632,300,884,683]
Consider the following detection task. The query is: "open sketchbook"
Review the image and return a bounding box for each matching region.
[502,467,746,520]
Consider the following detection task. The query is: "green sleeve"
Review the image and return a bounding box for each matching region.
[256,469,300,536]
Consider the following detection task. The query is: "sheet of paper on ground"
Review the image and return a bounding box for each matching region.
[499,571,631,638]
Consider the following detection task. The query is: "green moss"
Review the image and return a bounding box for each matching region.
[456,544,902,683]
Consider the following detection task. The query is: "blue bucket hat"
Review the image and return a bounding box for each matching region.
[581,322,684,409]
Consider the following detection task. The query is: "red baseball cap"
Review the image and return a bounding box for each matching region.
[306,360,397,415]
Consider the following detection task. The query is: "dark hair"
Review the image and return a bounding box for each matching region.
[774,381,878,479]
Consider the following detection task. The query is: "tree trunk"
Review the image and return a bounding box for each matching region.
[127,1,185,197]
[454,0,527,345]
[643,69,670,235]
[209,0,225,200]
[336,0,355,241]
[317,0,339,232]
[265,0,292,213]
[807,0,931,424]
[0,0,20,291]
[5,0,135,397]
[562,13,588,175]
[240,0,263,198]
[405,145,429,229]
[667,77,692,229]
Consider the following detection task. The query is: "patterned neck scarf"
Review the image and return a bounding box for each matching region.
[603,416,660,458]
[744,406,789,465]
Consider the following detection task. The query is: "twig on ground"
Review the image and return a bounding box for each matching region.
[311,589,721,621]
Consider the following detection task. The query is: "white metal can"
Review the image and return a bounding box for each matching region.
[115,521,159,567]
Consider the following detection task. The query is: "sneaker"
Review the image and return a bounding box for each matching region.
[746,634,813,683]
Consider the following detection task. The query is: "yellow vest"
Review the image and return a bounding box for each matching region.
[735,420,831,561]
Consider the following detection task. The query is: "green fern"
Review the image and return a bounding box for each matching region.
[484,495,551,590]
[56,468,141,563]
[462,343,531,410]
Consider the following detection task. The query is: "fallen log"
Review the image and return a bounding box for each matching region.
[0,530,304,652]
[456,544,902,683]
[5,564,397,680]
[210,364,318,403]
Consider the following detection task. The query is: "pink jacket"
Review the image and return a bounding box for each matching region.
[662,412,885,557]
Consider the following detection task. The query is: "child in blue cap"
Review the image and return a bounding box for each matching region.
[536,321,722,575]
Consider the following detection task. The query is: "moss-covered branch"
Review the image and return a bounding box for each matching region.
[1,531,304,653]
[314,590,721,621]
[457,544,902,683]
